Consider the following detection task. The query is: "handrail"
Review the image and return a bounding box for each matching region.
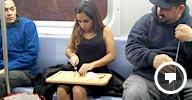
[0,0,11,94]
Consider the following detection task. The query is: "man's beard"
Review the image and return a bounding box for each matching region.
[158,16,173,24]
[158,15,166,23]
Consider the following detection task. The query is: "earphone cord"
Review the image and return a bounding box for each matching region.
[175,40,184,79]
[174,40,183,100]
[175,40,183,79]
[175,40,180,63]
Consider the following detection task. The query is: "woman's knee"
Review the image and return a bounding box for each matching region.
[72,85,86,95]
[72,86,88,100]
[57,85,69,94]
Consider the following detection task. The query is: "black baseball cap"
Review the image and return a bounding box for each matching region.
[149,0,186,8]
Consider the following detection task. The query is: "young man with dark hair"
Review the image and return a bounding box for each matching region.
[0,0,39,98]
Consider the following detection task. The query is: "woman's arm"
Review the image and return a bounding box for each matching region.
[90,26,116,68]
[65,37,79,67]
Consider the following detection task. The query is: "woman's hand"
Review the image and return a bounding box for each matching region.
[69,54,79,67]
[78,63,94,76]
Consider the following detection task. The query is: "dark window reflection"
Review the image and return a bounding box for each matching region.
[14,0,107,21]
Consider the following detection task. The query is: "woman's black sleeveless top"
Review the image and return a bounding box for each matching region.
[76,30,109,73]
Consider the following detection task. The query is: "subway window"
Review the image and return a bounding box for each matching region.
[14,0,107,21]
[14,0,120,36]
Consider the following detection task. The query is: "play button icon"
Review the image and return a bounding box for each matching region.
[154,62,187,94]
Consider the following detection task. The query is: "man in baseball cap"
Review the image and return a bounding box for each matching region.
[123,0,192,100]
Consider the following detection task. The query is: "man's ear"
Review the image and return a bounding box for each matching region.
[178,4,185,15]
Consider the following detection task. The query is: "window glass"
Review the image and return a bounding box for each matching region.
[14,0,107,21]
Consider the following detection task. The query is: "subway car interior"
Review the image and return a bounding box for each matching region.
[1,0,192,100]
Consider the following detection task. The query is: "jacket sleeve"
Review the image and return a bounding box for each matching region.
[8,21,39,70]
[185,42,192,61]
[0,33,4,69]
[0,60,3,69]
[125,15,157,68]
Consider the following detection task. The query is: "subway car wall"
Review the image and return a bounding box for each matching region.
[14,0,192,37]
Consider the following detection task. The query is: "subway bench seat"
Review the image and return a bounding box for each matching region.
[12,34,134,100]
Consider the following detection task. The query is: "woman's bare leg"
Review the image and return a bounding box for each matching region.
[72,85,88,100]
[57,85,71,100]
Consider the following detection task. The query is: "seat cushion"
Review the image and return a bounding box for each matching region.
[52,93,122,100]
[12,87,34,93]
[89,96,122,100]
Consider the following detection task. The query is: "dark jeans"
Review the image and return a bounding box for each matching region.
[123,74,192,100]
[0,84,6,98]
[0,70,33,98]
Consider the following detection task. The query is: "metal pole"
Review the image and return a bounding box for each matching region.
[0,0,11,94]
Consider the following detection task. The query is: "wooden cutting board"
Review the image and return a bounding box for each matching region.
[46,71,112,86]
